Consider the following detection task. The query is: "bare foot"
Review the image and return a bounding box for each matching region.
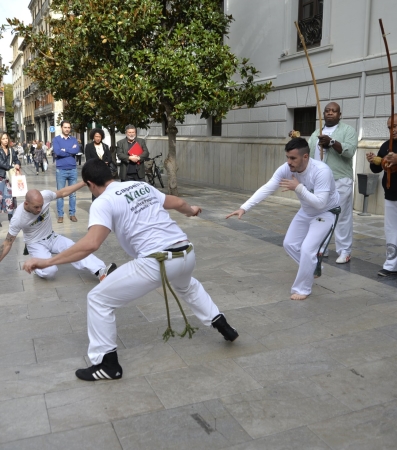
[290,293,308,301]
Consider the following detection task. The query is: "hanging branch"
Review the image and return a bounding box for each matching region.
[295,21,323,160]
[379,19,395,189]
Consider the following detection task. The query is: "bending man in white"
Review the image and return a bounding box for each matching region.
[226,138,340,300]
[0,181,116,281]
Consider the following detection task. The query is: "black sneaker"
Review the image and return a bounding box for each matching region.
[75,351,123,381]
[212,314,239,342]
[378,268,397,277]
[97,262,117,282]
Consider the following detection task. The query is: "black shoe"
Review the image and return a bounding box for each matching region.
[75,351,123,381]
[97,262,117,282]
[378,268,397,277]
[212,313,239,342]
[23,244,29,255]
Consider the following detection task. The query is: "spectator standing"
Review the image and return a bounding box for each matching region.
[84,128,112,201]
[308,102,358,264]
[116,124,149,182]
[0,133,21,227]
[52,121,80,223]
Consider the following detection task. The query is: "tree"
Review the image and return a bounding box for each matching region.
[0,25,9,80]
[8,0,271,194]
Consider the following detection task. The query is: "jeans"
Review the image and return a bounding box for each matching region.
[56,168,77,217]
[35,162,44,172]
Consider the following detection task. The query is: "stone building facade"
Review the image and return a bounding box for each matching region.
[146,0,397,214]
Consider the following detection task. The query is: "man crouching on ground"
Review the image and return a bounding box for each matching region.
[23,159,238,381]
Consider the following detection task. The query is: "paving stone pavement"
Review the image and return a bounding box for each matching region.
[0,161,397,449]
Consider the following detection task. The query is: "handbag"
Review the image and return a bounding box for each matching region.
[12,174,28,197]
[109,161,118,177]
[43,161,48,171]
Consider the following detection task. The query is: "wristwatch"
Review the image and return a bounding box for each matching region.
[329,139,336,146]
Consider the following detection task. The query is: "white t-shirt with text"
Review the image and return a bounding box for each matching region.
[88,181,188,259]
[9,190,57,243]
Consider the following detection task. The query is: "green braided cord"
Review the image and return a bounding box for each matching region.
[314,207,341,277]
[159,260,174,341]
[147,246,198,341]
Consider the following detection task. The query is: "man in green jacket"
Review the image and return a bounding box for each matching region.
[308,102,358,264]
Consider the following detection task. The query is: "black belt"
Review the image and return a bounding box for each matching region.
[314,207,341,277]
[163,244,190,252]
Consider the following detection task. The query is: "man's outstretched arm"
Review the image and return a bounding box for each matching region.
[163,195,201,217]
[0,233,17,263]
[23,225,110,273]
[55,180,86,199]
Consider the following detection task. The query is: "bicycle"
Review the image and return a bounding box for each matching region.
[144,153,164,188]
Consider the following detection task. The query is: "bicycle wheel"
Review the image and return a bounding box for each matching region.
[155,167,164,188]
[146,173,155,186]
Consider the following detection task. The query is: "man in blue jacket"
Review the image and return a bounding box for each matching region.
[52,121,80,223]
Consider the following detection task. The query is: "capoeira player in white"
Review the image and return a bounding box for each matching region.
[0,181,116,281]
[226,137,340,300]
[23,159,238,381]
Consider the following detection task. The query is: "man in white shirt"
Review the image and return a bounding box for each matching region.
[0,181,116,281]
[226,138,340,301]
[22,159,238,382]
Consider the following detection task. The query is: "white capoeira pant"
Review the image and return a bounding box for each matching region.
[334,178,353,256]
[383,200,397,272]
[27,232,105,278]
[283,209,335,296]
[86,247,220,365]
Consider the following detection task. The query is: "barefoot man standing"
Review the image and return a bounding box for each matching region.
[226,138,340,300]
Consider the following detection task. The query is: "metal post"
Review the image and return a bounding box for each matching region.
[358,195,371,216]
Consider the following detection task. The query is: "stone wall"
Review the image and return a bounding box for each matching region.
[147,136,387,215]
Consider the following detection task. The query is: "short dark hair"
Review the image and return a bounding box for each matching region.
[285,137,310,155]
[82,159,113,186]
[60,120,71,127]
[125,124,136,132]
[89,128,105,140]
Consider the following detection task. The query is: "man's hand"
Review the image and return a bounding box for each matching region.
[23,258,49,274]
[280,176,300,191]
[366,152,376,163]
[226,209,245,219]
[189,206,202,217]
[128,155,140,163]
[383,153,397,167]
[318,134,331,148]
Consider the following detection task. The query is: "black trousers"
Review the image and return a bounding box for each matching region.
[122,173,144,182]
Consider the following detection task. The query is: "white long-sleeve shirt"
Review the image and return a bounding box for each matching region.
[240,158,340,217]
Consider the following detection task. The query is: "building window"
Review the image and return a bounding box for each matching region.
[297,0,323,49]
[293,107,316,136]
[212,117,222,137]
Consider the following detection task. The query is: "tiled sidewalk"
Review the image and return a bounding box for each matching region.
[0,164,396,449]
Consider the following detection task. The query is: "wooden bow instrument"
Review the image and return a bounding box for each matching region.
[379,19,395,188]
[295,21,323,160]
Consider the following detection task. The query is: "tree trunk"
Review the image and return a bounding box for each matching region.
[109,127,119,179]
[165,112,179,196]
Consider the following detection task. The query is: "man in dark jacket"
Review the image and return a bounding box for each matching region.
[367,114,397,277]
[116,124,149,182]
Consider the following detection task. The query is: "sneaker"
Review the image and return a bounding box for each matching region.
[212,313,239,342]
[336,254,351,264]
[75,351,122,381]
[378,268,397,277]
[97,262,117,282]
